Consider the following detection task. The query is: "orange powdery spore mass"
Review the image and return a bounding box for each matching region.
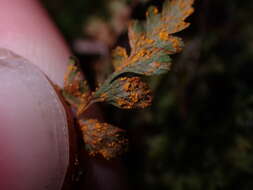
[64,65,79,93]
[64,78,88,98]
[115,77,152,109]
[113,46,128,58]
[146,0,194,40]
[64,61,86,93]
[159,31,170,41]
[162,0,194,35]
[94,76,152,109]
[164,35,183,53]
[134,34,154,47]
[128,23,156,51]
[115,47,159,72]
[112,47,128,70]
[146,6,159,17]
[112,47,128,62]
[62,57,94,115]
[145,38,155,45]
[79,119,128,159]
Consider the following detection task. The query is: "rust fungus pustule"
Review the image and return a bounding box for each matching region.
[115,77,153,109]
[79,119,128,160]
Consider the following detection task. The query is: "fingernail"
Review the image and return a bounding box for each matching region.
[0,48,69,190]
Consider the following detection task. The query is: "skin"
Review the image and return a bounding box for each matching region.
[0,57,69,190]
[0,0,128,189]
[0,0,70,188]
[0,0,70,87]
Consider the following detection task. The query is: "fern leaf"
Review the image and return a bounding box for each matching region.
[79,119,128,159]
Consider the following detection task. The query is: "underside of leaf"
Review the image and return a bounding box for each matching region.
[61,0,195,160]
[92,76,153,109]
[91,0,194,110]
[62,57,91,110]
[79,119,128,159]
[109,0,193,77]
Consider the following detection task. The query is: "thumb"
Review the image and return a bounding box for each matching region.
[0,0,70,86]
[0,0,73,189]
[0,49,70,190]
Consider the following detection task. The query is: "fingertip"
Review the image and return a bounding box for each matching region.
[0,50,70,190]
[0,0,71,86]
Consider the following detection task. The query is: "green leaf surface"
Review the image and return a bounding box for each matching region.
[92,0,194,110]
[111,0,194,77]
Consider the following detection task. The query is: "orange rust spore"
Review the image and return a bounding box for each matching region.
[79,119,128,159]
[115,77,152,109]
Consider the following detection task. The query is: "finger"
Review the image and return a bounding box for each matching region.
[0,0,72,189]
[0,0,70,87]
[0,50,69,190]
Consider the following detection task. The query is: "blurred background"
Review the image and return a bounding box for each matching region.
[41,0,253,189]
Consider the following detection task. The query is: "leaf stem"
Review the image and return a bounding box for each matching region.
[77,98,103,116]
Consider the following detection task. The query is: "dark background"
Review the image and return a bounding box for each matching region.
[41,0,253,189]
